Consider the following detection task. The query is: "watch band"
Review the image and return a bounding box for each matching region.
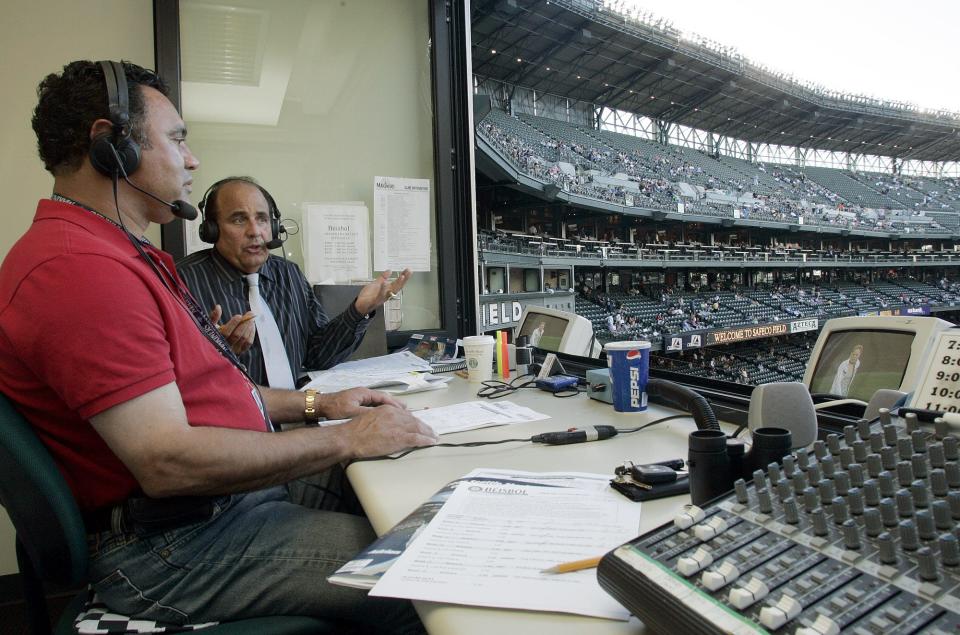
[304,389,320,424]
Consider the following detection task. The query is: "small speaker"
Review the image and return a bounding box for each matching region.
[748,382,817,449]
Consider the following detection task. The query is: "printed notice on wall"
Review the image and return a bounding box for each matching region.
[302,203,371,284]
[373,177,431,272]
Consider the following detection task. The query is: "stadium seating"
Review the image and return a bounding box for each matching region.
[475,109,960,235]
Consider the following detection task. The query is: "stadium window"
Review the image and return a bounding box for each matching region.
[156,0,475,343]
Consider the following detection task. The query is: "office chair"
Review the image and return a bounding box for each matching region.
[0,392,337,635]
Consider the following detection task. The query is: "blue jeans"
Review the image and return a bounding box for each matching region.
[86,486,422,633]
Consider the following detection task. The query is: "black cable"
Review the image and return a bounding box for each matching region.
[351,436,533,462]
[615,414,691,434]
[476,374,537,399]
[353,413,696,463]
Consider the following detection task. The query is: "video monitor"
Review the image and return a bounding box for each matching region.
[516,312,569,352]
[515,306,600,358]
[803,316,955,404]
[808,330,914,401]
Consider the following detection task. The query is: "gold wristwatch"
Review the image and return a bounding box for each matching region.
[304,389,320,424]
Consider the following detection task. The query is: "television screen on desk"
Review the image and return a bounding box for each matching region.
[808,329,914,402]
[803,316,953,402]
[515,306,599,358]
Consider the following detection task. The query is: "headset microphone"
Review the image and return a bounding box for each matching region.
[119,174,198,220]
[265,224,286,249]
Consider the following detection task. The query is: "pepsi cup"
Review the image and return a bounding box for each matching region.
[604,341,651,413]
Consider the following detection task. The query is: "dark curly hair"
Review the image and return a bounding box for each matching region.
[31,60,168,175]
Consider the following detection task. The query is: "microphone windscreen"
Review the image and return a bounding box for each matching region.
[172,200,198,221]
[748,382,817,449]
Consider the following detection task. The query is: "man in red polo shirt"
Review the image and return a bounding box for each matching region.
[0,60,435,631]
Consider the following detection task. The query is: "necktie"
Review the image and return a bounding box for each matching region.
[245,273,296,389]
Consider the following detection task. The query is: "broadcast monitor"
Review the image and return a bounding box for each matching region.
[515,306,600,358]
[804,315,953,402]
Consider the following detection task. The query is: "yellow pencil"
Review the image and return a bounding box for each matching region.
[541,555,603,574]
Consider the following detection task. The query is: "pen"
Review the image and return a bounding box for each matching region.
[217,314,256,333]
[541,555,603,574]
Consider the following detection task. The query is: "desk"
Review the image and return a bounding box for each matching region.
[347,377,706,634]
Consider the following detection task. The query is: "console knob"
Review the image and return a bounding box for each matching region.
[842,519,861,550]
[878,532,897,564]
[912,429,927,454]
[880,446,897,471]
[930,443,947,469]
[863,508,883,537]
[847,488,865,515]
[863,479,881,506]
[900,519,920,551]
[933,500,953,530]
[904,411,919,433]
[918,546,939,581]
[847,463,865,488]
[917,510,936,541]
[940,534,960,567]
[879,498,898,527]
[811,508,829,536]
[896,489,916,518]
[783,497,800,525]
[881,420,897,443]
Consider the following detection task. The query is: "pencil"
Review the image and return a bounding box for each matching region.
[541,555,603,574]
[217,314,256,333]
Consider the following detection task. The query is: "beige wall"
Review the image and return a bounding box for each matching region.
[0,0,155,576]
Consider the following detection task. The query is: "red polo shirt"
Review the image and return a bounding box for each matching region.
[0,199,269,512]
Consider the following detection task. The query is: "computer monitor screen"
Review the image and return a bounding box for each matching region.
[808,329,915,401]
[516,313,569,352]
[515,306,600,357]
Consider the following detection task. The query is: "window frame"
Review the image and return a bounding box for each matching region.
[153,0,477,345]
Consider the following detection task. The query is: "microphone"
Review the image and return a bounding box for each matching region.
[120,174,198,221]
[265,225,286,250]
[531,425,618,445]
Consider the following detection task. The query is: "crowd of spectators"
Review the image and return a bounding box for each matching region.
[477,114,960,235]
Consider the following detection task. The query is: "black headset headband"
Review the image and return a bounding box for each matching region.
[89,60,141,177]
[197,177,282,245]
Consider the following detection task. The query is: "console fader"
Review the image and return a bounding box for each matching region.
[598,410,960,634]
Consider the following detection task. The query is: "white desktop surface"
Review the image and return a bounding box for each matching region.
[346,376,719,634]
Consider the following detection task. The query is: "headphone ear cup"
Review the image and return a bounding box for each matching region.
[89,133,141,177]
[198,218,219,244]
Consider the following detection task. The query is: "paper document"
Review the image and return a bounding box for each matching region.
[413,400,549,435]
[303,370,451,395]
[329,469,616,589]
[316,350,431,375]
[321,401,547,435]
[302,203,371,284]
[302,351,441,394]
[369,472,641,620]
[373,176,431,272]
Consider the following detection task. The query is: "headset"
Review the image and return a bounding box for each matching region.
[89,60,141,178]
[88,60,197,220]
[197,176,284,249]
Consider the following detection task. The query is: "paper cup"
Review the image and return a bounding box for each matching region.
[604,341,651,412]
[463,335,495,382]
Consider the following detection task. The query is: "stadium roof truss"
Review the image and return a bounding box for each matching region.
[471,0,960,165]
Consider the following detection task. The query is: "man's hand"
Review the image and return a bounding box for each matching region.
[317,387,405,419]
[354,269,412,315]
[210,304,256,355]
[341,404,438,458]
